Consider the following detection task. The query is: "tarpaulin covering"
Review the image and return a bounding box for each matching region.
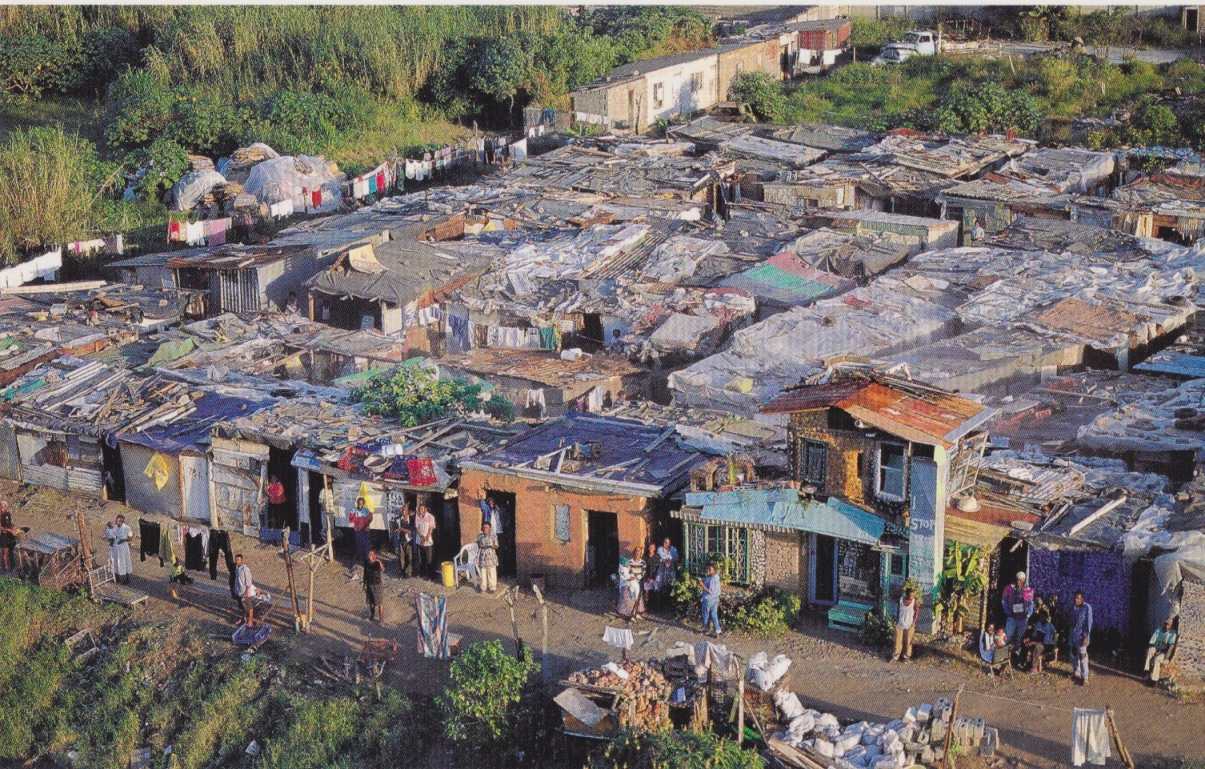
[118,391,272,454]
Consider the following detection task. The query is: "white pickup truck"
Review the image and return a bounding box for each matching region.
[872,30,939,65]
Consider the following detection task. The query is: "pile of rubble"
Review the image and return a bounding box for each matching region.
[568,660,672,731]
[772,693,997,769]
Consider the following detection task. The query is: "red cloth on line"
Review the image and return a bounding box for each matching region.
[312,189,322,208]
[376,171,386,191]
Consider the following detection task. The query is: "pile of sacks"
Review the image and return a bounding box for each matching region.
[772,694,998,769]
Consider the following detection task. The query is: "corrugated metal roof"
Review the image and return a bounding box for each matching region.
[762,378,990,447]
[683,487,886,544]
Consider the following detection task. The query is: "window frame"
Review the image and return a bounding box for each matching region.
[876,441,907,501]
[800,439,828,486]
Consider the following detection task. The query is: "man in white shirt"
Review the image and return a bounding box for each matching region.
[891,586,919,662]
[414,504,437,579]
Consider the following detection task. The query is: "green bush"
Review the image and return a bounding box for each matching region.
[437,640,538,754]
[590,728,766,769]
[131,136,190,201]
[728,72,785,122]
[861,608,896,648]
[934,82,1043,136]
[355,365,514,427]
[724,588,800,638]
[104,69,173,150]
[668,566,703,615]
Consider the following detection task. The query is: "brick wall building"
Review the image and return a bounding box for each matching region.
[456,413,705,589]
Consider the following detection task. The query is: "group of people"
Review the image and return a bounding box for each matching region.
[980,572,1095,684]
[614,538,681,623]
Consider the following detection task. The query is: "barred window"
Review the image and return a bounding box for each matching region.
[684,521,750,584]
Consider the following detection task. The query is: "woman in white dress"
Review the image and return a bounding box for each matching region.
[105,514,133,584]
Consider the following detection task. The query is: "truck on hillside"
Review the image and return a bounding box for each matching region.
[872,30,940,65]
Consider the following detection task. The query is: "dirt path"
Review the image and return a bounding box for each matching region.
[5,481,1202,768]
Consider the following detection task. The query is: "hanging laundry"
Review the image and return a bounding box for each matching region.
[185,221,205,246]
[367,174,378,195]
[375,170,386,192]
[353,177,369,199]
[311,189,322,209]
[168,220,183,242]
[1071,709,1111,767]
[405,159,416,180]
[511,138,528,164]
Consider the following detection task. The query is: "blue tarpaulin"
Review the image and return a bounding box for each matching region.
[118,391,273,454]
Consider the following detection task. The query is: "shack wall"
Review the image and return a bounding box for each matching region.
[1028,547,1133,646]
[120,442,183,517]
[458,467,652,589]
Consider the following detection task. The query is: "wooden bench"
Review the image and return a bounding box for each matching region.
[827,598,873,633]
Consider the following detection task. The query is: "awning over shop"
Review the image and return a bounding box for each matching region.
[685,487,887,545]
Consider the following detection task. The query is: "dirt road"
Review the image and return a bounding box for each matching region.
[6,481,1202,768]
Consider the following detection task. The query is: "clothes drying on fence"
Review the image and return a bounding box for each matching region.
[139,519,162,565]
[602,626,634,650]
[1071,708,1111,767]
[415,592,450,659]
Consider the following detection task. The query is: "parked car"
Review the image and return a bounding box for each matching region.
[872,30,939,65]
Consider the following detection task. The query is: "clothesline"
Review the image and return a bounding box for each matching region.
[165,130,532,245]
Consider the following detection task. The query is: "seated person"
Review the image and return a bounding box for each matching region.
[1022,612,1057,673]
[1144,618,1178,684]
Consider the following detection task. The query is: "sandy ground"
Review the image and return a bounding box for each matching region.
[5,481,1204,769]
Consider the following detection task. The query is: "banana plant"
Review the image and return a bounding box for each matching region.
[935,544,987,634]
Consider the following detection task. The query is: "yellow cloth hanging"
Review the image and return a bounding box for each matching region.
[144,452,172,490]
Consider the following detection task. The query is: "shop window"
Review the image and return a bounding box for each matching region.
[685,521,751,584]
[800,439,827,486]
[877,442,906,500]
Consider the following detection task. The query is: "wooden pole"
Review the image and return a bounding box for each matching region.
[504,586,522,657]
[1105,707,1136,769]
[941,685,964,769]
[532,583,549,679]
[281,527,301,630]
[75,509,93,598]
[736,676,745,746]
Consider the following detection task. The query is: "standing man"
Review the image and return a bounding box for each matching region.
[364,548,385,623]
[1001,571,1035,646]
[1144,618,1178,685]
[698,562,722,637]
[891,586,919,663]
[414,503,436,579]
[0,502,19,573]
[389,503,415,578]
[349,497,373,568]
[105,515,134,584]
[476,522,499,594]
[233,553,256,627]
[1071,590,1093,685]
